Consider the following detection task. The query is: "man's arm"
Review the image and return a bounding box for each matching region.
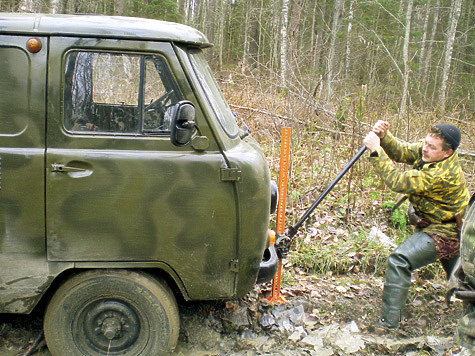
[368,148,434,195]
[379,132,420,165]
[364,120,419,164]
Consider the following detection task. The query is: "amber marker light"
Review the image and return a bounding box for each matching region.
[27,38,42,53]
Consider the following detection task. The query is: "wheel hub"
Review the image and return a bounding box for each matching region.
[101,317,122,340]
[83,300,140,352]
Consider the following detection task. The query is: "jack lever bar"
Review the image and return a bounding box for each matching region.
[287,146,367,239]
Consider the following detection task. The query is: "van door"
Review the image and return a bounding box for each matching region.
[46,38,238,299]
[0,36,49,313]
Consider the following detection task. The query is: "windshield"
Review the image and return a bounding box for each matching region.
[188,49,238,138]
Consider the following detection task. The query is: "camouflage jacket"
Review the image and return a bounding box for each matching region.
[369,131,470,239]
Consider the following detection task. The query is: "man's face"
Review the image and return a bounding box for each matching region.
[421,134,453,163]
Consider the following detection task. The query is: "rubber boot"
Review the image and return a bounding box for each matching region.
[441,256,459,280]
[379,232,437,329]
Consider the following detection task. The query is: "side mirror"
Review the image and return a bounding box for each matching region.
[170,101,196,146]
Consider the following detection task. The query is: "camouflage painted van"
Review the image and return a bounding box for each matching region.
[0,13,278,355]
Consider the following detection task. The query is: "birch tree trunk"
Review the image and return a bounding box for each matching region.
[280,0,289,87]
[249,7,259,72]
[288,0,303,70]
[242,1,250,74]
[114,0,125,15]
[310,1,317,68]
[313,1,327,72]
[19,0,35,12]
[257,0,264,71]
[183,0,195,25]
[202,1,209,36]
[326,0,344,99]
[438,0,463,113]
[269,0,281,73]
[215,0,225,70]
[191,0,200,28]
[398,0,405,17]
[344,0,356,91]
[399,0,413,119]
[208,0,216,45]
[422,0,440,99]
[417,1,430,81]
[46,0,59,13]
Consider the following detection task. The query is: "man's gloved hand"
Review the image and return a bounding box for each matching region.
[408,204,430,228]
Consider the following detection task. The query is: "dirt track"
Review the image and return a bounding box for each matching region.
[0,271,466,356]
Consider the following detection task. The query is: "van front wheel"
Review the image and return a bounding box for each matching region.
[44,269,179,355]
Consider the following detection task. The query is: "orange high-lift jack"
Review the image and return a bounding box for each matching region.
[266,127,291,304]
[267,128,368,304]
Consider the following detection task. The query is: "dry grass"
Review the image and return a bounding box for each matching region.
[219,73,474,276]
[219,72,475,203]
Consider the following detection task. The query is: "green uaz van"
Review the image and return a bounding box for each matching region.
[0,13,278,355]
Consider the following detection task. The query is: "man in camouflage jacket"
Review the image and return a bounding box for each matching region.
[363,121,470,329]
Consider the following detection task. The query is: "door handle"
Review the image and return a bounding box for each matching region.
[51,164,86,173]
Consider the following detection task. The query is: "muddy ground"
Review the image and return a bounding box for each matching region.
[0,267,467,356]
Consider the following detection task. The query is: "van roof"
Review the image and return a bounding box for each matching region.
[0,13,212,48]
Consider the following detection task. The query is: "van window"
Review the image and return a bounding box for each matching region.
[64,51,181,135]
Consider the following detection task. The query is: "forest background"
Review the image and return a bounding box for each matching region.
[2,0,474,275]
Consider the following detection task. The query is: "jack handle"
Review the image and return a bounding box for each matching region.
[282,145,367,247]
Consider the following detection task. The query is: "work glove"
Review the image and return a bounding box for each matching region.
[408,204,430,228]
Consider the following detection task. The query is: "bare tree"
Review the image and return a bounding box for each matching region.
[312,1,327,72]
[115,0,125,15]
[344,0,356,91]
[417,1,430,82]
[215,0,225,70]
[208,0,216,44]
[399,0,413,119]
[326,0,344,99]
[182,0,195,25]
[239,1,259,74]
[27,0,470,117]
[422,0,440,100]
[19,0,36,12]
[288,0,303,66]
[438,0,463,113]
[280,0,289,87]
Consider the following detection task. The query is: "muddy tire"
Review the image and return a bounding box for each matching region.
[44,269,179,355]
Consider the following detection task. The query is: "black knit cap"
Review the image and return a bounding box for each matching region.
[436,124,461,151]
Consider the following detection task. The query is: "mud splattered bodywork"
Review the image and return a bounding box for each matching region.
[0,13,275,315]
